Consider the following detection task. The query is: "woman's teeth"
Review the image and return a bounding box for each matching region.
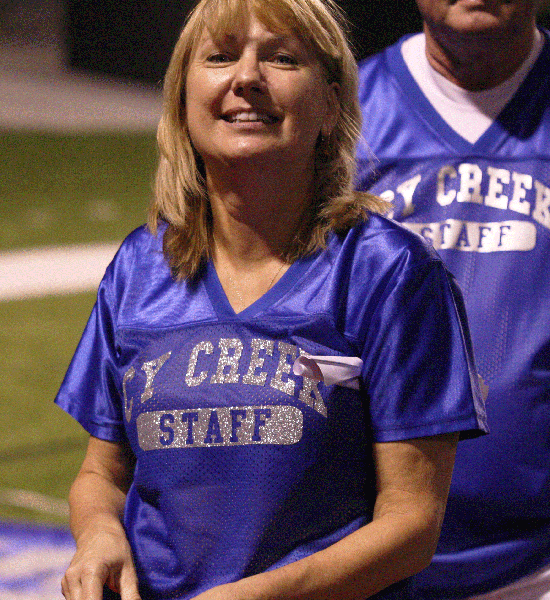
[228,112,276,123]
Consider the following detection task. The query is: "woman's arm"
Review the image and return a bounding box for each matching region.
[193,432,458,600]
[61,435,141,600]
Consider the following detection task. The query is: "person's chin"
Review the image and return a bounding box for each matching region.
[216,145,282,165]
[447,8,506,35]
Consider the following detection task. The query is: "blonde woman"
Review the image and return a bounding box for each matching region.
[57,1,487,599]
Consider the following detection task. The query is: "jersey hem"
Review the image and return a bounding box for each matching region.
[373,415,487,443]
[54,397,125,442]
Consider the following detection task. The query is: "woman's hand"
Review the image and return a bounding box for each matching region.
[61,515,141,600]
[63,436,139,600]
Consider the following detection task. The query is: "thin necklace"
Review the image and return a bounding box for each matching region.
[214,241,287,308]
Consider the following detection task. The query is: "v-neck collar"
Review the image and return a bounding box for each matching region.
[387,30,550,154]
[204,251,319,320]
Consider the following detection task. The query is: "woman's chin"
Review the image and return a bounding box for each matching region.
[206,145,300,169]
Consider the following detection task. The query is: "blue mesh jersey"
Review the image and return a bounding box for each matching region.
[356,30,550,599]
[55,216,486,600]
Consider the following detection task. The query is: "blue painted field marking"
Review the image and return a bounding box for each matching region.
[0,521,74,600]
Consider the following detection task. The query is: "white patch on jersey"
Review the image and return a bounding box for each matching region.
[406,219,536,252]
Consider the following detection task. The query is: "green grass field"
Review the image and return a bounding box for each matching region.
[0,131,157,251]
[0,130,157,524]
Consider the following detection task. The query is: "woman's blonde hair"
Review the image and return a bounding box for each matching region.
[149,0,387,279]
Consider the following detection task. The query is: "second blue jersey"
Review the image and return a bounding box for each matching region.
[357,31,550,598]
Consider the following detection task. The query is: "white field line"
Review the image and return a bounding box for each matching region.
[0,488,69,518]
[0,242,120,301]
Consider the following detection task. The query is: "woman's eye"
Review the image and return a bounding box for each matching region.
[272,53,298,66]
[207,53,233,64]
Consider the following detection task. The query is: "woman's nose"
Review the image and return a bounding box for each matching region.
[231,53,265,95]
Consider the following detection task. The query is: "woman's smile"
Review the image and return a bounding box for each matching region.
[219,101,282,137]
[221,109,280,125]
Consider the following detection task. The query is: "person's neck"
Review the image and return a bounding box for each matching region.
[423,22,538,91]
[206,158,314,264]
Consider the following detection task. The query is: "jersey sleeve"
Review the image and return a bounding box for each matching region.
[360,253,488,442]
[54,257,126,442]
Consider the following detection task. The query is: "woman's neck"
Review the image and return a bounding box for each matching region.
[206,158,314,262]
[207,164,311,312]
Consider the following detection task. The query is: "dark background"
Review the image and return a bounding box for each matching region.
[65,0,550,84]
[64,0,422,83]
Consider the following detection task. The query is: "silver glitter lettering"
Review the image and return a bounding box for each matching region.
[123,367,136,422]
[270,342,297,396]
[210,338,243,384]
[242,339,274,386]
[137,405,303,450]
[185,341,214,387]
[298,376,327,417]
[141,352,172,403]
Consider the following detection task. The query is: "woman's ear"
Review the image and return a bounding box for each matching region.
[321,81,340,138]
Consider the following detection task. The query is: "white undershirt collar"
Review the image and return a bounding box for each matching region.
[401,30,544,143]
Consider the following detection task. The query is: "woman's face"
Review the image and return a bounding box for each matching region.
[185,14,339,172]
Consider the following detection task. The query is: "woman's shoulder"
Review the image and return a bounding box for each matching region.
[321,215,448,318]
[101,224,170,294]
[111,223,166,266]
[346,212,442,267]
[118,223,165,256]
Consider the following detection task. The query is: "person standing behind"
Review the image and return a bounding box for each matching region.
[356,1,550,599]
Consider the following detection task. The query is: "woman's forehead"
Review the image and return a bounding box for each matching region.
[200,4,294,41]
[200,20,296,50]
